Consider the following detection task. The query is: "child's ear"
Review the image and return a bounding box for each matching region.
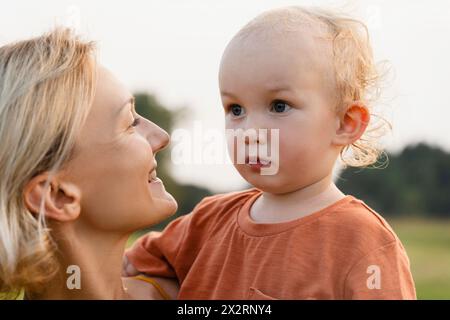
[23,173,81,222]
[332,102,370,147]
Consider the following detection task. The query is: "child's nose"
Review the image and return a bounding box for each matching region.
[242,114,262,131]
[244,131,269,145]
[243,117,269,144]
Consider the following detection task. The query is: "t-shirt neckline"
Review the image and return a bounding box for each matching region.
[237,189,356,237]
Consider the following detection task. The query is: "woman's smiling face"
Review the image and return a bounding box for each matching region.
[63,66,177,232]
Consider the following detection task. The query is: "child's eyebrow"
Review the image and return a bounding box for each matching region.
[265,85,293,93]
[220,91,238,99]
[221,85,292,97]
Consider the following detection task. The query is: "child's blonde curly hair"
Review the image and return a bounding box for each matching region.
[234,6,391,168]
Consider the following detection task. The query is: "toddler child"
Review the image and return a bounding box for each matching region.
[124,6,416,299]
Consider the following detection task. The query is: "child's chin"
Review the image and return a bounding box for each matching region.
[244,175,289,194]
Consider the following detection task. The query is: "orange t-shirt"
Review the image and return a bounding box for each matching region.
[126,188,416,299]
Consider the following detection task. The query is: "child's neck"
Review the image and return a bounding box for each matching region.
[250,174,346,224]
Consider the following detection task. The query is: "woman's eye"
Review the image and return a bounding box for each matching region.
[270,100,291,113]
[230,104,244,116]
[131,116,141,127]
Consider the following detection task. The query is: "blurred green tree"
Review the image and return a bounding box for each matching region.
[338,143,450,217]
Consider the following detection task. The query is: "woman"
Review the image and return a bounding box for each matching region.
[0,28,179,299]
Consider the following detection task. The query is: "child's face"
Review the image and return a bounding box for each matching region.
[219,29,342,194]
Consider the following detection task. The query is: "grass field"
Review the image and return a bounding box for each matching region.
[128,218,450,300]
[388,218,450,299]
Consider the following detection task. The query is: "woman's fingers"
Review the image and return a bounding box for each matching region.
[122,255,140,277]
[152,277,180,299]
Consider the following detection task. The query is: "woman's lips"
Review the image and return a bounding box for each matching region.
[148,169,157,181]
[148,166,161,184]
[149,177,162,184]
[147,160,160,183]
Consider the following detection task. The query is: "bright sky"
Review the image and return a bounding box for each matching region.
[1,0,449,192]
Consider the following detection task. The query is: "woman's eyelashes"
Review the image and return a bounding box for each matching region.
[130,114,141,128]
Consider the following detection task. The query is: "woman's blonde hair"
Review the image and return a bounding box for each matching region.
[0,28,97,295]
[232,6,391,168]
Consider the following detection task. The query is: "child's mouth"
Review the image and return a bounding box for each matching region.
[245,156,271,170]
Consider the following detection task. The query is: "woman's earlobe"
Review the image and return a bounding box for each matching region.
[332,102,370,146]
[23,174,81,222]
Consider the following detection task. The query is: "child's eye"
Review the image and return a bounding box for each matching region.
[270,100,292,113]
[229,104,245,117]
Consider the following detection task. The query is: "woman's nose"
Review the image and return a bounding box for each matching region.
[145,121,170,154]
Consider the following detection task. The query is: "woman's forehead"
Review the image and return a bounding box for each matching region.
[93,65,131,114]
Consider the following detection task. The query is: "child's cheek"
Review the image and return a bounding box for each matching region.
[276,127,314,173]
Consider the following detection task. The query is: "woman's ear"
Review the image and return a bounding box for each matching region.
[23,173,81,222]
[332,102,370,147]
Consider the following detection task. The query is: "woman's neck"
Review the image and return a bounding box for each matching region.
[26,222,131,300]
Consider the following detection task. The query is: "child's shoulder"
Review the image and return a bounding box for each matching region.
[185,188,261,224]
[192,188,260,214]
[198,187,259,205]
[329,195,401,252]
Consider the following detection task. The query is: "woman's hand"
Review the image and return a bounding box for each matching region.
[122,255,140,277]
[122,255,180,299]
[151,276,180,299]
[122,276,180,300]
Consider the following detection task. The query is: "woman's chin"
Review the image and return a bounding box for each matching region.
[147,179,178,216]
[156,194,178,217]
[133,198,177,231]
[148,177,170,195]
